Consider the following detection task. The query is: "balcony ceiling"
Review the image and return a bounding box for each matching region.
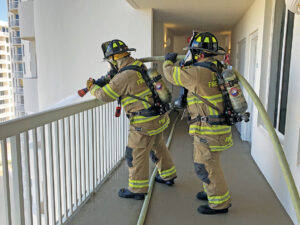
[127,0,255,32]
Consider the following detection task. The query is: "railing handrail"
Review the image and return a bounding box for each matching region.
[0,99,102,139]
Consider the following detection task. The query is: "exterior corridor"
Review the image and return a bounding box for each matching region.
[68,113,293,225]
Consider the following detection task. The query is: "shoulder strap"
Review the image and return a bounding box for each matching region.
[192,92,222,114]
[119,64,163,106]
[192,60,224,114]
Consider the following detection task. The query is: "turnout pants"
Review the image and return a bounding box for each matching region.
[193,136,231,209]
[126,129,177,193]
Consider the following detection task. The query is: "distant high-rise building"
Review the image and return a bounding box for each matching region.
[7,0,25,117]
[0,21,14,122]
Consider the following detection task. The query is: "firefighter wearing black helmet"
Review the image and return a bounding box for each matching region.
[163,32,232,214]
[87,39,177,200]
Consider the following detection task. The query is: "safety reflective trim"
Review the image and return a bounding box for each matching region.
[90,85,100,96]
[147,117,170,136]
[132,60,143,67]
[172,67,183,86]
[129,179,149,188]
[210,140,233,152]
[163,60,174,67]
[189,125,231,135]
[203,184,207,193]
[121,89,152,107]
[119,41,124,45]
[131,115,160,124]
[102,84,120,100]
[196,37,202,42]
[113,43,118,48]
[208,191,230,205]
[212,37,217,43]
[204,37,210,43]
[187,94,223,106]
[142,96,151,109]
[159,166,176,178]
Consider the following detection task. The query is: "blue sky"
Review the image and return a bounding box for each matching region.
[0,0,8,21]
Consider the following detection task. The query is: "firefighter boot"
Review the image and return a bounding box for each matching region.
[196,191,208,201]
[118,188,146,200]
[155,174,177,186]
[197,204,230,215]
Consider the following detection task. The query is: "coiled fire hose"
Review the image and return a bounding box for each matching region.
[136,55,300,225]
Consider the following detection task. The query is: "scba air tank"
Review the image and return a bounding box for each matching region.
[147,68,172,103]
[222,66,248,113]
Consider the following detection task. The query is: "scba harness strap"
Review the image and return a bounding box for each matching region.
[119,64,171,117]
[192,60,235,126]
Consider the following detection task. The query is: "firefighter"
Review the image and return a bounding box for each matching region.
[87,39,177,200]
[163,32,232,214]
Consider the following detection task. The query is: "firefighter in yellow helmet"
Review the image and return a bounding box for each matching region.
[87,39,177,200]
[163,32,232,214]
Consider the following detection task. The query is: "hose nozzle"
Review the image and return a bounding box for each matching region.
[78,88,88,97]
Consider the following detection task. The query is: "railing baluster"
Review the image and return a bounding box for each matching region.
[53,121,62,224]
[90,109,95,191]
[75,113,81,206]
[94,108,97,188]
[77,113,82,205]
[85,111,90,195]
[110,104,113,169]
[96,107,100,184]
[10,134,25,225]
[1,139,12,225]
[104,105,108,176]
[71,115,77,211]
[23,132,33,225]
[67,117,73,215]
[59,119,67,221]
[100,107,104,181]
[87,110,92,193]
[46,124,56,225]
[80,112,85,200]
[32,128,41,225]
[39,126,49,225]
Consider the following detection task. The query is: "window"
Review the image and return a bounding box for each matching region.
[17,47,22,55]
[267,3,294,135]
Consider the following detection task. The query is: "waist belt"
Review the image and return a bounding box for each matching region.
[127,107,159,118]
[188,115,227,125]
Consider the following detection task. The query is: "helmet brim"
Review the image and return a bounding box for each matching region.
[103,48,136,59]
[183,46,226,55]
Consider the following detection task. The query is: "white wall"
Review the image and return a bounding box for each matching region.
[232,0,300,224]
[284,14,300,223]
[33,0,153,110]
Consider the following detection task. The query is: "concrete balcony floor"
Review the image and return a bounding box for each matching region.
[68,114,293,225]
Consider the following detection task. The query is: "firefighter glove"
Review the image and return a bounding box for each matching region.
[165,52,178,63]
[86,78,95,90]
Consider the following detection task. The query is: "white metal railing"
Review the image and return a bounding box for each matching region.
[0,32,9,37]
[15,87,24,94]
[13,54,22,61]
[10,19,20,27]
[11,37,21,45]
[8,1,19,11]
[14,71,24,78]
[0,99,129,225]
